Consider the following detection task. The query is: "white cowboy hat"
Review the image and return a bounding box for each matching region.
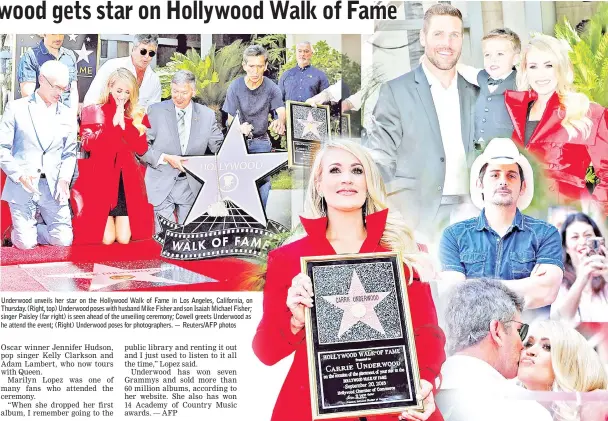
[470,138,534,210]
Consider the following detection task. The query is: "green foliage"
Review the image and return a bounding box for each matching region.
[155,41,246,128]
[267,114,287,148]
[555,3,608,107]
[155,49,219,99]
[555,4,608,189]
[240,228,303,291]
[251,34,286,75]
[270,169,292,190]
[279,40,361,93]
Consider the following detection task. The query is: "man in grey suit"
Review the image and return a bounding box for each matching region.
[0,61,77,249]
[140,70,223,232]
[365,4,479,237]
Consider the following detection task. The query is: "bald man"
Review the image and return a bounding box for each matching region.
[0,60,77,249]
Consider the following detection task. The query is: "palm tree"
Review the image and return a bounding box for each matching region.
[555,3,608,187]
[555,2,608,107]
[200,40,246,128]
[155,40,246,129]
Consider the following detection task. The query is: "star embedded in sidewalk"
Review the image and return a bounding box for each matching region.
[47,264,179,291]
[297,111,322,139]
[68,34,78,42]
[323,270,390,338]
[75,43,93,64]
[182,114,287,226]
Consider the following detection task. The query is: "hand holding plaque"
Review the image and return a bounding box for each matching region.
[287,273,315,330]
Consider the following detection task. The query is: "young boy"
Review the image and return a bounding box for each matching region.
[457,28,521,148]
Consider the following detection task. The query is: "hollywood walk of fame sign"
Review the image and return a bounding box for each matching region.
[12,34,100,103]
[301,252,423,419]
[286,101,331,168]
[154,115,289,261]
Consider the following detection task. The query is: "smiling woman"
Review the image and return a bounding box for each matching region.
[252,139,446,421]
[504,34,608,214]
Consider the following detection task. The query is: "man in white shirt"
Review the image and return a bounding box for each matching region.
[364,3,478,236]
[83,34,161,110]
[438,279,553,421]
[139,70,222,232]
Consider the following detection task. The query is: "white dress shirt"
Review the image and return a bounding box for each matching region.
[176,101,193,154]
[83,56,161,110]
[421,62,468,195]
[158,101,193,166]
[441,355,553,421]
[324,80,362,111]
[34,91,59,119]
[457,64,514,93]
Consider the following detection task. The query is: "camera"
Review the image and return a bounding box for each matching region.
[586,237,605,256]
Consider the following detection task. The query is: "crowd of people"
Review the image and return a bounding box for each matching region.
[1,34,329,247]
[1,10,608,421]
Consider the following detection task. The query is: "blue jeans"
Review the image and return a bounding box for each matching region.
[246,135,272,208]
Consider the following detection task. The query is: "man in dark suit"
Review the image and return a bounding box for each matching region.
[364,4,479,236]
[140,70,223,232]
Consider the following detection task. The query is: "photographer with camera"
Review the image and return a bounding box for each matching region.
[551,213,608,322]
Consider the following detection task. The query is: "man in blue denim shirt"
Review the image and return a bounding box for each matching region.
[440,138,564,309]
[17,34,78,115]
[278,41,329,103]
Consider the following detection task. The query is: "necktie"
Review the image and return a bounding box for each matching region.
[177,109,186,154]
[487,77,504,86]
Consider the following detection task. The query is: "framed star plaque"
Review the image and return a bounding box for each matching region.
[340,114,352,138]
[12,34,100,102]
[302,252,423,419]
[286,101,331,168]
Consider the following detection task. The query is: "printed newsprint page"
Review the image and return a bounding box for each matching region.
[2,1,608,421]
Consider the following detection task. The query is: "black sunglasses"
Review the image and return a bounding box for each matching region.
[506,320,529,341]
[139,48,156,58]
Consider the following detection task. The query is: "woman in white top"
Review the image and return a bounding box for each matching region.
[550,213,608,322]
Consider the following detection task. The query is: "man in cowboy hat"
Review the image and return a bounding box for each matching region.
[439,138,563,309]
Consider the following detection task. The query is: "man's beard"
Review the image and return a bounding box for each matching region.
[490,191,515,207]
[425,49,461,71]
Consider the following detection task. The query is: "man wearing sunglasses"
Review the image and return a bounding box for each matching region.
[83,34,161,110]
[0,61,77,250]
[438,279,552,421]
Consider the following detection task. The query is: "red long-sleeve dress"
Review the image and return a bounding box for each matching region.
[252,209,446,421]
[71,97,154,244]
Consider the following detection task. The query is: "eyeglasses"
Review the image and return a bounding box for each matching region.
[139,48,156,58]
[41,74,70,93]
[506,320,529,341]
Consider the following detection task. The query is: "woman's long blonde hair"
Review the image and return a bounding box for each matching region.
[98,68,147,135]
[517,34,592,141]
[303,139,426,283]
[529,320,607,421]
